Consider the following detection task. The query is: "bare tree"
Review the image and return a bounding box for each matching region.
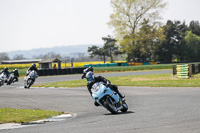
[13,54,26,60]
[0,52,10,63]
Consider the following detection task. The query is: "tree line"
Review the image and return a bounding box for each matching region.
[88,0,200,63]
[0,51,112,64]
[87,20,200,63]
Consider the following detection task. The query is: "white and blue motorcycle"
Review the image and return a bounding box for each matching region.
[0,72,7,87]
[24,70,38,88]
[91,82,128,114]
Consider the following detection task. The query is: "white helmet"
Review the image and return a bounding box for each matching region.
[86,71,95,81]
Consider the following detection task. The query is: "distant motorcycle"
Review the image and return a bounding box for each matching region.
[91,82,128,114]
[7,73,14,85]
[24,70,38,88]
[0,73,7,87]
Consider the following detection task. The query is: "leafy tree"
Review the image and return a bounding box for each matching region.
[88,36,121,63]
[108,0,167,61]
[189,21,200,36]
[156,20,189,62]
[184,31,200,61]
[102,35,122,63]
[88,46,107,63]
[137,19,165,61]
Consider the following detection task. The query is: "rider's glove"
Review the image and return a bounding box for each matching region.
[106,83,111,87]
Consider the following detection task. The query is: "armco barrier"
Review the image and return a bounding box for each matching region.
[116,63,129,66]
[84,63,128,67]
[99,64,109,67]
[108,63,118,67]
[121,63,129,66]
[37,67,85,76]
[143,62,150,65]
[83,64,91,67]
[83,62,153,68]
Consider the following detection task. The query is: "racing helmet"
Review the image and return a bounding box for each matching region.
[4,67,8,71]
[86,71,95,82]
[32,63,36,67]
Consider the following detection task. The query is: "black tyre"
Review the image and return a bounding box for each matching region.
[7,77,13,85]
[120,101,128,112]
[104,96,118,114]
[0,81,2,87]
[27,79,33,88]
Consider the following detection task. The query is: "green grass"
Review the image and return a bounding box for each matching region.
[34,79,87,88]
[93,64,172,73]
[109,73,200,87]
[18,68,27,77]
[0,108,63,124]
[33,73,200,88]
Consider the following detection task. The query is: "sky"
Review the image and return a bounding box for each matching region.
[0,0,200,53]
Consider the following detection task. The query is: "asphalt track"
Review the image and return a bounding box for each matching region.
[1,70,200,133]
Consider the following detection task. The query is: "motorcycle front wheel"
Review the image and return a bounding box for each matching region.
[27,79,33,88]
[103,96,118,114]
[120,100,128,112]
[7,77,14,85]
[0,80,3,87]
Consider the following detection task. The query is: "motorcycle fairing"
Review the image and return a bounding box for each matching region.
[91,82,120,104]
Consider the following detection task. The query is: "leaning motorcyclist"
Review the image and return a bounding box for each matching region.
[0,67,10,78]
[10,69,19,82]
[82,67,125,106]
[26,63,38,76]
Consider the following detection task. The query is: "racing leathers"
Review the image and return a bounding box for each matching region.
[0,69,10,78]
[87,75,124,98]
[26,66,38,76]
[10,69,19,82]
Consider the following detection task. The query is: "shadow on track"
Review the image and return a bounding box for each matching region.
[104,111,134,115]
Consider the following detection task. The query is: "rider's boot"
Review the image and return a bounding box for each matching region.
[115,89,125,98]
[118,92,125,98]
[111,85,125,98]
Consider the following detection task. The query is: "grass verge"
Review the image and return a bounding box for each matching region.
[93,64,172,73]
[33,73,200,88]
[0,108,62,124]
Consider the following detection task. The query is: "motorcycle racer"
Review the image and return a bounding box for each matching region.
[82,67,125,106]
[10,69,19,82]
[0,67,10,79]
[86,71,125,98]
[26,63,38,76]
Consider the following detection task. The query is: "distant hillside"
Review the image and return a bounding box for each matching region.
[7,44,103,59]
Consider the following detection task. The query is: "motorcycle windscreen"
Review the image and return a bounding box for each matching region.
[91,82,107,100]
[91,82,104,92]
[29,71,38,78]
